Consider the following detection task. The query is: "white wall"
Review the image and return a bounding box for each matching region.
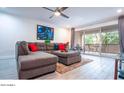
[54,28,71,43]
[0,12,71,59]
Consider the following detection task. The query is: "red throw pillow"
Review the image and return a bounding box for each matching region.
[28,43,38,52]
[59,43,66,51]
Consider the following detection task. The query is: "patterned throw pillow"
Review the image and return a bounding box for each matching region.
[54,43,59,50]
[18,41,30,55]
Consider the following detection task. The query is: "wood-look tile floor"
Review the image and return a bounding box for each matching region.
[0,55,115,80]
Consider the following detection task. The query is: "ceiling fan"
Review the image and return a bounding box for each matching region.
[43,7,69,19]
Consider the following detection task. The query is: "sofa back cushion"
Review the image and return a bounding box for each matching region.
[65,42,69,50]
[16,41,30,56]
[46,43,54,50]
[36,42,46,51]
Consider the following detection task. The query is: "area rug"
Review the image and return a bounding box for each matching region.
[56,58,93,74]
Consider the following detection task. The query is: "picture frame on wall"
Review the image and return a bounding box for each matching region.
[37,25,54,40]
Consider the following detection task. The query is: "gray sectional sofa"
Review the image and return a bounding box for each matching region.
[16,41,81,79]
[16,41,59,79]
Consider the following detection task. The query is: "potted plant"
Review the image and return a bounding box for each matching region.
[45,38,50,45]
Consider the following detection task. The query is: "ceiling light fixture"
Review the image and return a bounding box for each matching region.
[54,11,60,16]
[117,9,122,13]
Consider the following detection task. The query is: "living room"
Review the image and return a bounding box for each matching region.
[0,7,124,80]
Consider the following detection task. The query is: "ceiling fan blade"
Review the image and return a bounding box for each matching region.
[61,13,69,19]
[55,7,59,11]
[49,15,54,19]
[59,7,68,12]
[43,7,54,12]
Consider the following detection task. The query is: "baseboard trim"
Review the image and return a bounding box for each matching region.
[0,55,15,60]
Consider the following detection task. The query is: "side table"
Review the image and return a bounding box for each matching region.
[114,56,124,80]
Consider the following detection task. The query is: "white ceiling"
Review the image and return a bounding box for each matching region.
[0,7,124,28]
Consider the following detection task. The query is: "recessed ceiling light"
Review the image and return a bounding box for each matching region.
[54,11,60,16]
[117,9,122,13]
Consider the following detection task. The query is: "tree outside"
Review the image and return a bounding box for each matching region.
[84,31,119,53]
[102,31,119,44]
[85,31,119,44]
[85,33,100,44]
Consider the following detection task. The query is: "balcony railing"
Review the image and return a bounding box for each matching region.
[85,44,120,54]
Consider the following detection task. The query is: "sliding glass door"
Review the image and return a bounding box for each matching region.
[101,28,119,57]
[84,30,100,56]
[81,24,120,57]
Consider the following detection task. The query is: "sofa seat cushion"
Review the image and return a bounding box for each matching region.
[52,50,80,58]
[18,51,58,70]
[45,50,54,54]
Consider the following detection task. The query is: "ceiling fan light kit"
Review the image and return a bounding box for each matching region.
[54,11,61,16]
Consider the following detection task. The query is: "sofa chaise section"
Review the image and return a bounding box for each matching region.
[18,52,58,79]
